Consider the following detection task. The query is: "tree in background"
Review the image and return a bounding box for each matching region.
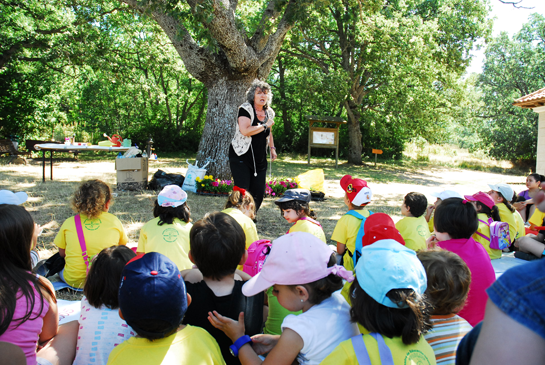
[476,14,545,162]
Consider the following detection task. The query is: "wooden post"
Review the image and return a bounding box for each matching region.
[372,149,383,167]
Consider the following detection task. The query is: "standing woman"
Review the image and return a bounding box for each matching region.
[230,79,277,215]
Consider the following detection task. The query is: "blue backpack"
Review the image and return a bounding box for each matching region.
[345,210,373,267]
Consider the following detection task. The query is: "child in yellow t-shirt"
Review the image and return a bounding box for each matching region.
[331,175,373,272]
[488,183,519,244]
[321,240,435,365]
[464,191,503,260]
[137,185,193,271]
[275,188,326,242]
[54,180,128,289]
[222,186,259,251]
[395,192,431,251]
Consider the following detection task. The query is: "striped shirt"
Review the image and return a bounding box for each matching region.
[424,314,473,365]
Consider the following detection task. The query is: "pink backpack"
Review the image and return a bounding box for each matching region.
[476,218,511,250]
[243,239,272,277]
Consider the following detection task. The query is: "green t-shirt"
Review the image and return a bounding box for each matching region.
[263,287,302,335]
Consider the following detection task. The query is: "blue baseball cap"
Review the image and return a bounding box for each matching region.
[355,239,427,309]
[118,252,188,336]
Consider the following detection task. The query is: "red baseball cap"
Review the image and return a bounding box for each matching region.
[340,175,372,206]
[361,213,405,248]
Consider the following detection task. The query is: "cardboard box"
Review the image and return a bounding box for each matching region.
[115,157,148,190]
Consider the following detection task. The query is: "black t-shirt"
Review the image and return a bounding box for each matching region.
[183,280,264,365]
[229,105,271,172]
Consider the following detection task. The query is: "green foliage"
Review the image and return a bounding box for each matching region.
[475,14,545,162]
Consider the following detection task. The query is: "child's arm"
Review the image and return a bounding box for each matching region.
[38,276,59,343]
[208,311,303,365]
[425,205,434,222]
[235,269,252,281]
[336,242,346,255]
[180,268,203,283]
[58,248,66,258]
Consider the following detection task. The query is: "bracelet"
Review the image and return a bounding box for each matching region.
[270,146,276,150]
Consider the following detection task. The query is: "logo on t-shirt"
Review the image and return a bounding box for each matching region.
[404,349,431,365]
[417,225,427,237]
[84,218,101,231]
[162,228,179,242]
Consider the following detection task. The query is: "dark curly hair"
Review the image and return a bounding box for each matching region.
[71,180,112,219]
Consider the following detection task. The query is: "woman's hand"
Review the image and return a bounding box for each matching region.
[208,311,245,343]
[271,148,277,161]
[251,334,280,355]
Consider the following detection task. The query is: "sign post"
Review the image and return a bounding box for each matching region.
[306,116,347,168]
[372,149,383,167]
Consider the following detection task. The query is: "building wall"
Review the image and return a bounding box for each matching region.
[535,106,545,174]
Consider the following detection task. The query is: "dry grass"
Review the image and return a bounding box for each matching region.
[0,152,528,299]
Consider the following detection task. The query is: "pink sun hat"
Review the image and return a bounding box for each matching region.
[242,232,354,297]
[464,191,495,209]
[157,185,187,207]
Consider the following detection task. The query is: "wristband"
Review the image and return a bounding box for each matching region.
[229,335,252,357]
[270,146,276,150]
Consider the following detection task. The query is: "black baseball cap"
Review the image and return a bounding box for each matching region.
[274,189,311,204]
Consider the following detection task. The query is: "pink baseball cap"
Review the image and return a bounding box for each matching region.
[158,185,187,207]
[464,192,495,209]
[242,232,354,297]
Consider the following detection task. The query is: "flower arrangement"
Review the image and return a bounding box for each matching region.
[266,178,298,197]
[196,175,233,195]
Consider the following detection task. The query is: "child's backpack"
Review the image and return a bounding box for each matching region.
[345,210,373,267]
[476,217,511,250]
[243,239,272,277]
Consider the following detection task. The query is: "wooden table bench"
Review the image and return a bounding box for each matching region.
[0,139,31,164]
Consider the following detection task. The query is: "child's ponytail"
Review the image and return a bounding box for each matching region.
[476,202,502,222]
[225,189,256,219]
[501,192,516,213]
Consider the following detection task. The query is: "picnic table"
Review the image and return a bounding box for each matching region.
[35,144,130,182]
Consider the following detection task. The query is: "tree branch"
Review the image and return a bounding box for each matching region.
[498,0,533,9]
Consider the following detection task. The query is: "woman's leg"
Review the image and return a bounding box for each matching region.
[37,320,79,365]
[249,169,267,213]
[230,158,252,191]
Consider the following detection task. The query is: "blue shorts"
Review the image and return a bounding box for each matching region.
[487,259,545,339]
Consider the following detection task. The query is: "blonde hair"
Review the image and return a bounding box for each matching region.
[225,190,255,219]
[71,180,112,219]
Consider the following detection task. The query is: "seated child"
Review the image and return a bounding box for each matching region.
[396,192,431,251]
[321,239,435,365]
[137,185,193,271]
[74,245,136,365]
[208,232,359,365]
[513,173,544,222]
[332,175,373,271]
[428,198,496,326]
[107,252,225,365]
[221,186,259,257]
[55,180,128,289]
[182,212,264,365]
[514,224,545,260]
[275,188,326,242]
[464,192,503,260]
[418,250,473,365]
[488,183,522,244]
[425,190,463,233]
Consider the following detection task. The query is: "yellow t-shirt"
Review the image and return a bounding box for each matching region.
[529,209,545,228]
[320,334,436,365]
[395,216,430,252]
[107,325,225,365]
[497,203,518,243]
[473,213,502,260]
[221,207,258,249]
[54,212,128,288]
[513,210,525,239]
[222,207,259,271]
[289,219,327,243]
[137,217,193,271]
[428,215,434,233]
[331,209,371,272]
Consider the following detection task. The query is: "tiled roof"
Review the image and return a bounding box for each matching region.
[513,87,545,108]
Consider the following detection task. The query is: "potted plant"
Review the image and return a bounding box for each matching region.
[265,178,298,197]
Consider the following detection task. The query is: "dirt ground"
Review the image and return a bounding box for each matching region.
[0,156,528,259]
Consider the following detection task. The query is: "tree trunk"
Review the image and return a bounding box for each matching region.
[277,56,292,137]
[345,100,363,165]
[196,78,254,179]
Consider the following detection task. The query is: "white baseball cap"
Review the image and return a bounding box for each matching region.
[0,190,28,205]
[431,190,463,201]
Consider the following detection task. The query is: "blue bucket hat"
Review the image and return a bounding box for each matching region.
[355,239,427,309]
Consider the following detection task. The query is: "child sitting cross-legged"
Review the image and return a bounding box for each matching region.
[275,189,326,242]
[73,245,136,365]
[332,175,373,272]
[137,185,193,271]
[208,232,359,365]
[321,239,435,365]
[418,250,473,365]
[107,252,225,365]
[427,198,496,327]
[182,212,265,365]
[396,192,431,251]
